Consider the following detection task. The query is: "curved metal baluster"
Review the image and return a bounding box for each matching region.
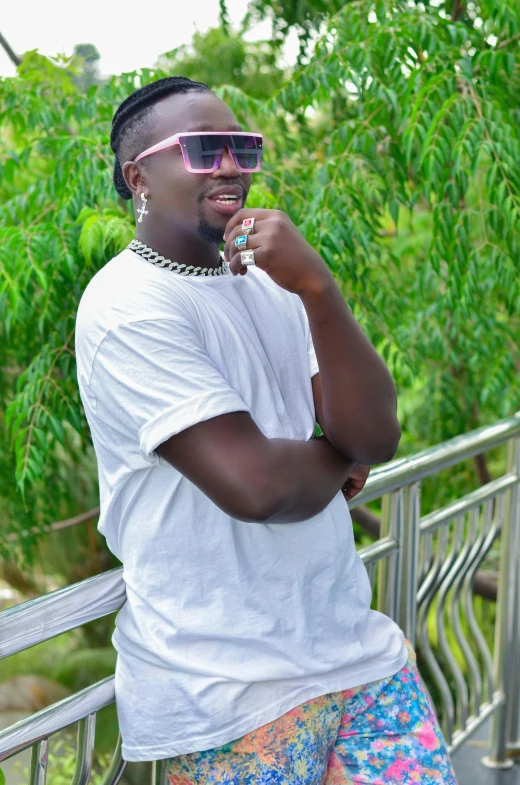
[71,714,96,785]
[416,526,456,742]
[29,738,49,785]
[437,514,470,733]
[99,734,127,785]
[417,531,436,609]
[464,497,501,705]
[448,506,482,720]
[418,530,433,587]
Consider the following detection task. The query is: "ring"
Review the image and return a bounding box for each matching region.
[240,250,255,266]
[242,217,255,235]
[235,235,248,251]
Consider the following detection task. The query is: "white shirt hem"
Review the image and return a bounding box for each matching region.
[121,641,408,762]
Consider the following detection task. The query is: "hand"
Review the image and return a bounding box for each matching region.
[223,208,333,297]
[341,463,371,501]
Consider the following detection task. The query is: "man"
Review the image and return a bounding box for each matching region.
[75,76,457,783]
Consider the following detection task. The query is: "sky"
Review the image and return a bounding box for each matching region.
[0,0,298,78]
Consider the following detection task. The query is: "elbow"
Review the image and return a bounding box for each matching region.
[362,420,401,464]
[328,419,401,466]
[225,474,284,524]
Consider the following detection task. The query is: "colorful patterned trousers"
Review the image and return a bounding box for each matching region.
[162,641,458,784]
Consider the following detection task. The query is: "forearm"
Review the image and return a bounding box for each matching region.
[259,435,354,524]
[300,275,401,464]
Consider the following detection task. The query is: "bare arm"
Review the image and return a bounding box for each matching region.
[223,208,401,467]
[156,411,354,524]
[303,279,400,465]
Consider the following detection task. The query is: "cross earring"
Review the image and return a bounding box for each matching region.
[137,193,149,223]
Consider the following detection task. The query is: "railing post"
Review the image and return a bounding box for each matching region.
[399,482,421,646]
[152,759,170,785]
[506,437,520,756]
[29,738,49,785]
[482,437,520,769]
[377,489,403,621]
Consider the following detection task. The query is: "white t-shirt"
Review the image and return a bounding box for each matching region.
[75,248,406,762]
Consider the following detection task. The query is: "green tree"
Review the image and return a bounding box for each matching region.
[0,51,138,559]
[231,0,520,454]
[72,43,102,90]
[244,0,502,59]
[156,25,286,99]
[1,0,519,557]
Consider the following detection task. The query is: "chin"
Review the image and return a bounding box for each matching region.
[197,217,226,245]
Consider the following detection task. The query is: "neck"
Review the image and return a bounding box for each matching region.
[136,219,222,270]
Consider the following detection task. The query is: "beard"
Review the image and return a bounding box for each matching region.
[196,210,225,246]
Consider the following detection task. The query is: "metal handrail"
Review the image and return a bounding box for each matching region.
[0,678,115,760]
[350,412,520,507]
[0,411,519,780]
[0,568,125,660]
[3,413,519,661]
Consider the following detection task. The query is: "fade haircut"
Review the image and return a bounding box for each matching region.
[110,76,212,200]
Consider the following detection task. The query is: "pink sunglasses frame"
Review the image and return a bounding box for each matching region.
[133,131,263,173]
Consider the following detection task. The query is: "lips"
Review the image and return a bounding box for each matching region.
[205,184,245,216]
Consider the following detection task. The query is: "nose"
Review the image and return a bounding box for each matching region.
[213,145,240,176]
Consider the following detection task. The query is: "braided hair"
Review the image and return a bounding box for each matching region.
[110,76,212,200]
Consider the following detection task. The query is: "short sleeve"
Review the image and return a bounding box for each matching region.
[89,318,251,463]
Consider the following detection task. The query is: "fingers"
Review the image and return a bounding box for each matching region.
[227,236,262,275]
[223,207,273,243]
[223,219,263,263]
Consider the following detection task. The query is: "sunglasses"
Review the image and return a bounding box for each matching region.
[133,131,263,173]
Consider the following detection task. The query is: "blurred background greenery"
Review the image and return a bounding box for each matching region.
[0,0,519,779]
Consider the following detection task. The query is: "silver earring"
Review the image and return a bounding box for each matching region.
[137,192,149,223]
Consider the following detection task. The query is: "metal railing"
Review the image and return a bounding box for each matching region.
[1,412,519,782]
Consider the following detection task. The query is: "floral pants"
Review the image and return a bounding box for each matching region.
[162,640,458,784]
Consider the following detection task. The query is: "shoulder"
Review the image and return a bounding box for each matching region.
[77,249,192,333]
[75,249,194,377]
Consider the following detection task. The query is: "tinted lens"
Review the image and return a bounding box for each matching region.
[228,134,262,170]
[181,134,262,171]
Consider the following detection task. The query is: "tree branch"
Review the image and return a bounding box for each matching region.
[451,0,465,22]
[0,31,21,67]
[5,506,100,542]
[474,452,491,486]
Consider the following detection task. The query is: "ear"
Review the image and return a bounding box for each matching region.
[122,161,149,198]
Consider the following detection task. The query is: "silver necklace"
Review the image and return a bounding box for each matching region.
[128,239,230,277]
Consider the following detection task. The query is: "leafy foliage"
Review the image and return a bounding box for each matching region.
[0,53,140,548]
[245,0,504,59]
[239,0,520,446]
[156,25,286,99]
[1,0,519,552]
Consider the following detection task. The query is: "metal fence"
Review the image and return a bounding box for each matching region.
[1,412,519,783]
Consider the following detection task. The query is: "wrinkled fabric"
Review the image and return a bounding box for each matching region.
[162,641,457,785]
[75,248,406,760]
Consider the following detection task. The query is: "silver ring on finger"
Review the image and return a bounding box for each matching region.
[235,235,248,251]
[241,217,255,235]
[240,250,255,266]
